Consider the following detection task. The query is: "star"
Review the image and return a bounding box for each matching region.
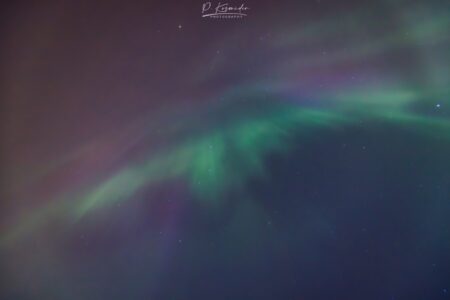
[178,24,183,29]
[436,103,441,108]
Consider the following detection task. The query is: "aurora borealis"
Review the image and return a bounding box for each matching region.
[1,0,450,299]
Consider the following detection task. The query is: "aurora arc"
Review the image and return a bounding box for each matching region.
[1,88,449,246]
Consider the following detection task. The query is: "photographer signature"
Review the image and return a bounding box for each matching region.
[202,2,250,18]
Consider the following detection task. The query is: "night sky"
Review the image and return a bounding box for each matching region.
[1,0,450,299]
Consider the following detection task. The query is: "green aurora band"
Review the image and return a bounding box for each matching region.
[2,89,449,245]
